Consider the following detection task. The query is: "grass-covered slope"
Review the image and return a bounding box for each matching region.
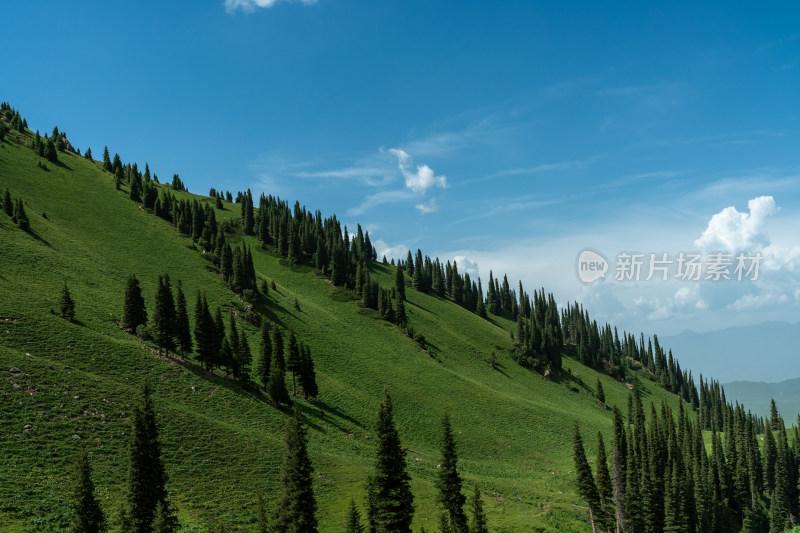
[0,132,686,532]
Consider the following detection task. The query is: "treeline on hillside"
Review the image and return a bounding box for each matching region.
[575,394,800,533]
[72,384,489,533]
[120,273,317,405]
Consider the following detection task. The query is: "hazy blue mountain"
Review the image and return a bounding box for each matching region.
[660,321,800,384]
[722,377,800,421]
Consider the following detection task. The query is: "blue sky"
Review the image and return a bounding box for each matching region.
[3,1,800,337]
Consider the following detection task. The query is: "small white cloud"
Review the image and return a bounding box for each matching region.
[373,239,409,262]
[694,195,779,252]
[389,148,448,193]
[224,0,316,13]
[415,198,439,214]
[452,256,480,279]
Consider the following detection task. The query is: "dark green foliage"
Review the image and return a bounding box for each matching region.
[84,147,93,161]
[236,326,252,383]
[174,281,192,355]
[2,188,12,216]
[193,292,216,370]
[256,322,272,388]
[151,500,177,533]
[436,414,468,533]
[130,175,142,203]
[121,274,147,332]
[395,267,406,301]
[345,499,365,533]
[298,344,318,400]
[13,198,30,231]
[59,282,76,320]
[573,425,601,531]
[596,379,605,404]
[152,275,176,356]
[44,138,58,162]
[255,492,269,533]
[114,167,123,190]
[468,485,488,533]
[287,330,300,395]
[594,433,614,532]
[102,146,112,172]
[272,408,318,533]
[369,391,414,532]
[268,346,291,407]
[70,448,105,533]
[126,382,168,533]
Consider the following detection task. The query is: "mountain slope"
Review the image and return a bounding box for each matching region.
[0,128,688,532]
[723,377,800,421]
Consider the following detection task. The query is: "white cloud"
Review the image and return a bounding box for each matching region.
[415,198,439,214]
[694,195,779,252]
[373,239,409,262]
[635,285,707,321]
[452,256,480,279]
[224,0,316,12]
[346,190,414,217]
[389,148,448,193]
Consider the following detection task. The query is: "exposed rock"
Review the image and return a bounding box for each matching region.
[8,367,20,374]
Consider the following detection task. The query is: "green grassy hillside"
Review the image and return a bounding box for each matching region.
[0,130,688,532]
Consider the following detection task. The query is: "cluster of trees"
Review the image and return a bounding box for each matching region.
[121,273,317,403]
[513,289,564,372]
[3,188,30,231]
[0,101,27,142]
[71,386,489,533]
[574,394,800,533]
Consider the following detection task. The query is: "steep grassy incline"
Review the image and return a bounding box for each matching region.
[0,133,685,532]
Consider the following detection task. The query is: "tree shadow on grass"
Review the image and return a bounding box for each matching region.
[406,299,437,316]
[26,229,50,247]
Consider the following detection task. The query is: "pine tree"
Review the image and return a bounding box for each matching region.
[395,267,406,301]
[193,293,216,370]
[345,499,365,533]
[287,330,300,396]
[256,322,272,389]
[573,425,602,532]
[126,382,168,533]
[298,344,318,400]
[596,379,605,405]
[151,500,177,533]
[174,282,192,356]
[594,433,614,533]
[370,390,414,532]
[14,198,30,231]
[121,274,147,332]
[395,298,407,329]
[71,448,105,533]
[468,485,488,533]
[114,167,123,191]
[60,282,76,320]
[152,275,176,356]
[84,147,93,161]
[272,408,318,533]
[268,349,291,407]
[436,414,468,533]
[236,329,252,383]
[102,146,112,172]
[2,189,12,217]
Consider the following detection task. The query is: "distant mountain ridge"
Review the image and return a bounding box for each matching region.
[722,377,800,421]
[661,320,800,383]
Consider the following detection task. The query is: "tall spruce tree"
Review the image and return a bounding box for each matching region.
[60,282,76,320]
[152,275,176,356]
[436,414,468,533]
[121,274,147,332]
[256,322,272,389]
[594,433,614,533]
[272,408,318,533]
[369,390,414,532]
[174,281,192,356]
[345,499,365,533]
[395,267,406,301]
[193,292,216,370]
[71,448,105,533]
[268,349,291,407]
[573,425,602,532]
[287,330,300,396]
[298,344,318,400]
[468,484,488,533]
[2,188,12,217]
[126,382,169,533]
[14,198,30,231]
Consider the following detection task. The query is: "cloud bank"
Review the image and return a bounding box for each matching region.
[694,195,779,252]
[389,148,448,193]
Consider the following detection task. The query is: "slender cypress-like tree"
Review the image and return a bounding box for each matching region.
[14,198,30,231]
[287,330,300,395]
[121,274,147,332]
[268,350,291,407]
[436,414,468,533]
[237,329,252,384]
[594,433,614,532]
[126,382,169,533]
[573,425,601,533]
[174,281,192,356]
[298,344,318,400]
[272,408,318,533]
[102,146,112,172]
[71,448,105,533]
[193,292,216,370]
[3,189,13,217]
[370,390,414,532]
[395,267,406,301]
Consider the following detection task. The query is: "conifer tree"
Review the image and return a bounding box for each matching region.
[370,390,414,532]
[102,146,112,172]
[573,425,602,532]
[345,499,365,533]
[84,147,93,161]
[60,282,76,321]
[126,382,169,533]
[298,344,318,400]
[71,448,105,533]
[2,189,12,217]
[114,167,123,191]
[121,274,147,332]
[130,175,142,203]
[395,267,406,301]
[395,298,407,329]
[14,198,30,231]
[152,275,176,356]
[461,485,484,533]
[193,292,216,370]
[237,329,252,384]
[256,322,272,389]
[174,281,192,356]
[268,350,291,407]
[273,408,318,533]
[436,414,468,533]
[594,433,614,533]
[596,379,605,404]
[287,330,300,396]
[273,328,285,372]
[151,500,177,533]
